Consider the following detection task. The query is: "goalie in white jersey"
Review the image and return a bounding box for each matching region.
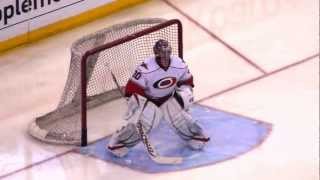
[108,39,210,157]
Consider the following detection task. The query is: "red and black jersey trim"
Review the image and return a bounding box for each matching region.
[125,80,145,97]
[177,76,194,88]
[125,80,171,107]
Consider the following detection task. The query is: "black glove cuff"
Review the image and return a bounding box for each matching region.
[174,91,184,109]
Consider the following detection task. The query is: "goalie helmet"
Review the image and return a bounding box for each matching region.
[153,39,172,69]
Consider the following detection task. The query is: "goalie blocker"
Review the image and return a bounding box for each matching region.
[107,39,209,158]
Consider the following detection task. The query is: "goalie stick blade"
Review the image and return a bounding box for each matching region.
[151,155,183,165]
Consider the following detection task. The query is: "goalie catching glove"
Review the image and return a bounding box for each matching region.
[173,85,194,110]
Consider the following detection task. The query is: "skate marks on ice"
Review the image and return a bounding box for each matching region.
[76,104,272,173]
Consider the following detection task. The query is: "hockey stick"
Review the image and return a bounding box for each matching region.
[135,100,183,164]
[108,69,182,164]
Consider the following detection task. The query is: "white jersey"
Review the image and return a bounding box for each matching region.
[128,56,193,99]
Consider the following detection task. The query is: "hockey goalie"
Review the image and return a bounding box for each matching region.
[107,39,210,160]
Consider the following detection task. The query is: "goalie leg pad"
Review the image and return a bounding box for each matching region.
[125,94,163,132]
[107,123,140,157]
[108,95,163,157]
[162,98,210,150]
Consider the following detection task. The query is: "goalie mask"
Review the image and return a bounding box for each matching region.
[153,39,172,69]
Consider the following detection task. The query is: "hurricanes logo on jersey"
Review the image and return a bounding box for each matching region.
[153,77,177,89]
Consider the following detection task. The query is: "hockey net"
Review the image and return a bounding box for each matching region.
[28,18,183,146]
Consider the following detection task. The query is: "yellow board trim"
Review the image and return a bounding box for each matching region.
[0,0,148,53]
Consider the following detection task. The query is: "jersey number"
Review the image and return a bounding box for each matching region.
[132,70,142,80]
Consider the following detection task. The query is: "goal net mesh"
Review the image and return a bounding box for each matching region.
[28,18,182,145]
